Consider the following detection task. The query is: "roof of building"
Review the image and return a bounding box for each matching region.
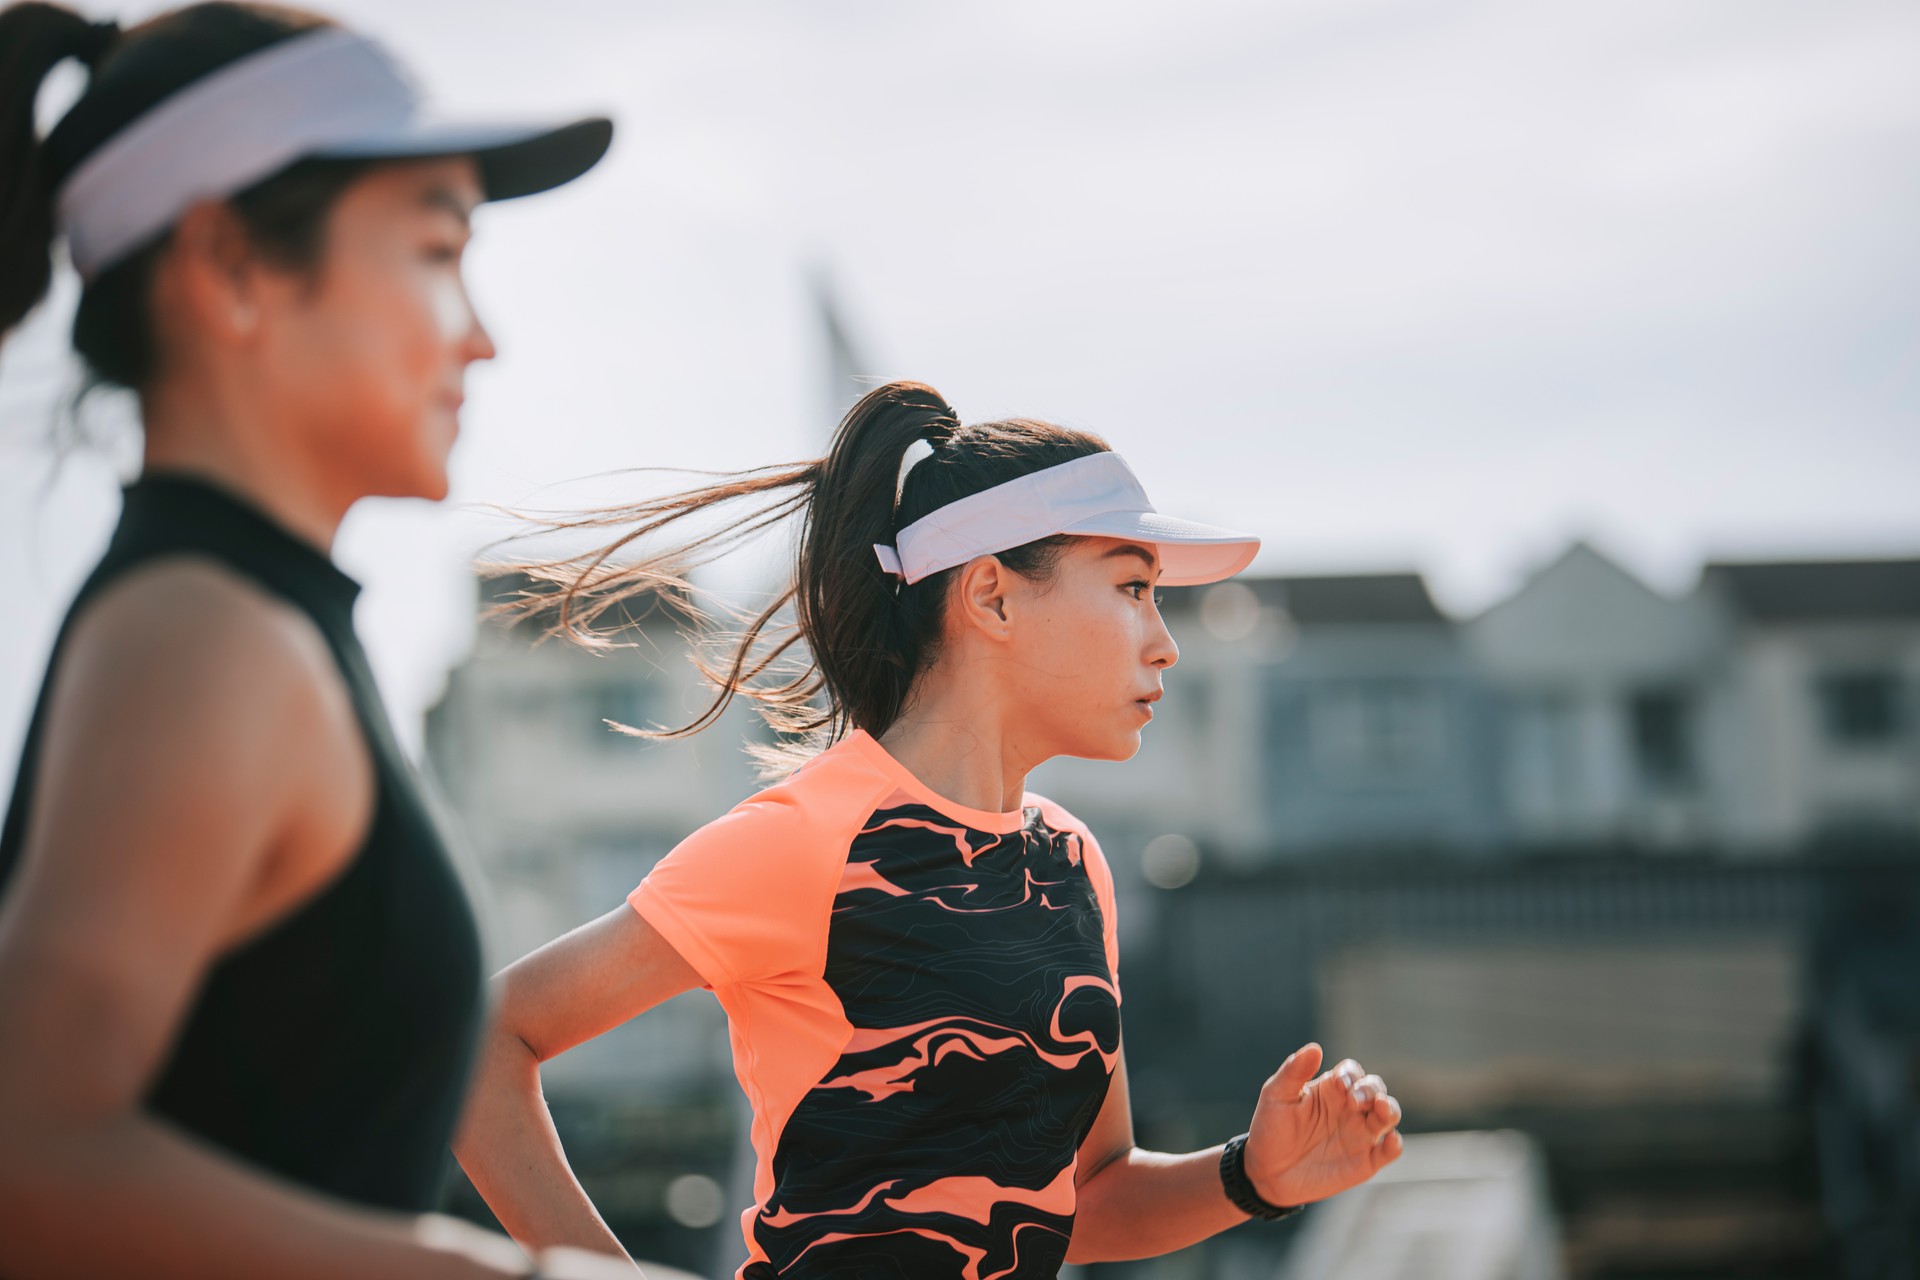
[1167,573,1448,625]
[1702,558,1920,623]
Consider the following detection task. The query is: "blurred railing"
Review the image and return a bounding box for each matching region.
[1120,844,1920,1279]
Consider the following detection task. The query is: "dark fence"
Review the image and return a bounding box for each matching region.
[1119,844,1920,1278]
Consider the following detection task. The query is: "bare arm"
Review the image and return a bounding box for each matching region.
[1067,1042,1403,1263]
[0,564,631,1280]
[455,904,702,1257]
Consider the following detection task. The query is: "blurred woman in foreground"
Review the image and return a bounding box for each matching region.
[458,381,1406,1278]
[0,4,641,1276]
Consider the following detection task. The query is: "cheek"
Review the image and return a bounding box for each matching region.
[273,268,455,487]
[326,285,447,436]
[425,272,474,347]
[1029,594,1135,686]
[360,270,452,392]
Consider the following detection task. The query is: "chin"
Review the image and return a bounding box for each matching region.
[382,450,452,501]
[365,471,448,502]
[1069,729,1144,764]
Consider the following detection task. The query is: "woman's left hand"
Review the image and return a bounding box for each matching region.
[1241,1042,1403,1209]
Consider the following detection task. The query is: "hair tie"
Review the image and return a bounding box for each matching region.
[79,18,121,70]
[927,405,962,448]
[891,437,935,517]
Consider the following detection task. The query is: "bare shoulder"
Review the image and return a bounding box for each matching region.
[0,559,375,1118]
[30,555,373,939]
[61,555,339,696]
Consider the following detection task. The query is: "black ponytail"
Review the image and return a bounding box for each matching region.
[0,2,113,337]
[795,381,967,741]
[500,380,1109,758]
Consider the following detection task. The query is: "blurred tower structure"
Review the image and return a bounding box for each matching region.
[809,265,874,427]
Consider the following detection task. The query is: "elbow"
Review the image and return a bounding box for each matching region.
[1062,1159,1126,1265]
[483,971,554,1067]
[1064,1230,1126,1266]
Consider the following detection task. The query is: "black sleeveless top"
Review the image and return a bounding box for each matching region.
[0,474,485,1211]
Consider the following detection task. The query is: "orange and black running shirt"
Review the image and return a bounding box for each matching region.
[629,730,1123,1280]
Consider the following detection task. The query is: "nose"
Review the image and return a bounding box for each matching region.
[1146,601,1179,670]
[463,288,497,364]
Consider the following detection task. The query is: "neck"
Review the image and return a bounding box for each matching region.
[140,378,351,555]
[876,662,1046,816]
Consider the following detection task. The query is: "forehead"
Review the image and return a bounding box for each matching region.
[340,155,485,218]
[1071,535,1162,573]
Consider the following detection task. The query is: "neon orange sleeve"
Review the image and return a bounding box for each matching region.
[627,783,852,990]
[1030,795,1121,994]
[1079,826,1122,990]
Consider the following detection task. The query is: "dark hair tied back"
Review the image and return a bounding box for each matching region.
[1,2,364,387]
[499,380,1111,765]
[0,2,111,335]
[78,17,121,67]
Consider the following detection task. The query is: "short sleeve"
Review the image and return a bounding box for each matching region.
[628,783,854,990]
[1029,794,1122,992]
[1078,825,1122,989]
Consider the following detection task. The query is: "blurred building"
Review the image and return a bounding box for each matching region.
[1035,572,1504,862]
[1031,542,1920,863]
[427,578,762,1274]
[1701,558,1920,847]
[426,546,1920,1279]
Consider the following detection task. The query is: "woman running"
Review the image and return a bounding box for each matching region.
[0,5,639,1277]
[457,381,1405,1278]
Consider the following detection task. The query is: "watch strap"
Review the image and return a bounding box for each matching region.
[1220,1132,1306,1221]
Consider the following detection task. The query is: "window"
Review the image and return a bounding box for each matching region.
[586,682,656,750]
[1506,694,1580,823]
[1818,672,1903,747]
[1630,688,1693,789]
[1309,682,1442,780]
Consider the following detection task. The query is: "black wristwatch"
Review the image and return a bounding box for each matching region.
[1219,1133,1306,1221]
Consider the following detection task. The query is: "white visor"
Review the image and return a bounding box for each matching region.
[873,451,1259,588]
[55,27,613,280]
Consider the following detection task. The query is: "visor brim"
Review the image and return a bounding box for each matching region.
[1061,511,1260,586]
[312,116,614,200]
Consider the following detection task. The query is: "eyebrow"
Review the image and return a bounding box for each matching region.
[1103,543,1160,570]
[420,185,477,229]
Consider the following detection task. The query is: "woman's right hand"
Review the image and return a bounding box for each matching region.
[452,908,702,1260]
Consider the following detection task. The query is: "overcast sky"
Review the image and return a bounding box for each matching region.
[3,0,1917,777]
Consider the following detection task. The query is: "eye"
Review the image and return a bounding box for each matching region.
[1123,579,1153,600]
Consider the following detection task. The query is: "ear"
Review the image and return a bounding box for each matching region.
[163,199,267,344]
[950,554,1014,642]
